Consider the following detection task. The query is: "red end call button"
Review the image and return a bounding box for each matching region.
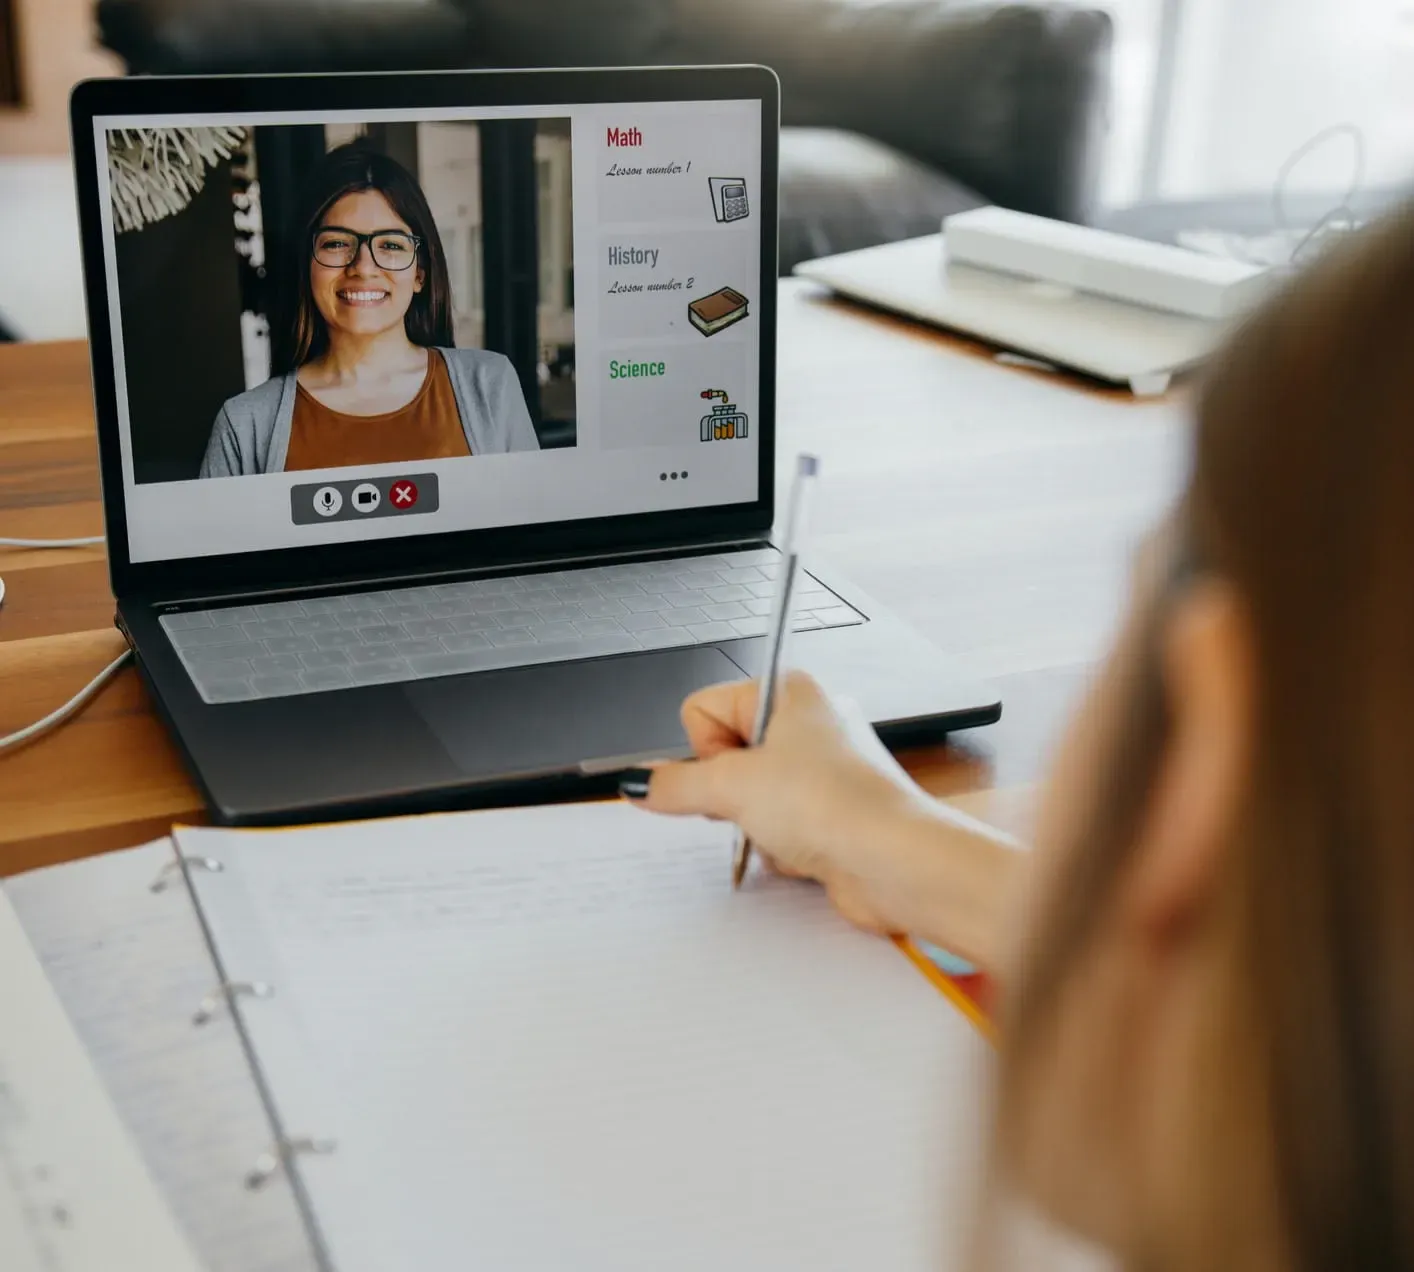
[390,480,419,509]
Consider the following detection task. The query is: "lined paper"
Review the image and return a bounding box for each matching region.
[0,886,205,1272]
[4,843,312,1272]
[177,802,994,1272]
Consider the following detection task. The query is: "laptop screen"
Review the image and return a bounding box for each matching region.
[89,99,763,564]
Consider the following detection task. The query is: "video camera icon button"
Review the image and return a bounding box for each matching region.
[350,483,381,514]
[312,486,343,518]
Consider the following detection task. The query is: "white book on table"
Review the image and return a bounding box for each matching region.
[160,800,994,1272]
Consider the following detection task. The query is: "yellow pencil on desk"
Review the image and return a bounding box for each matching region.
[733,452,819,888]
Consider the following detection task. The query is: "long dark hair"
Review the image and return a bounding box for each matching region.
[273,140,454,373]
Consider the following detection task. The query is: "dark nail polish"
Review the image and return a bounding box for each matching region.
[619,767,653,800]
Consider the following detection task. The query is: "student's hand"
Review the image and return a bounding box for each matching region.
[626,673,926,933]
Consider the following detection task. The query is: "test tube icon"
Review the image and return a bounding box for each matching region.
[699,389,749,442]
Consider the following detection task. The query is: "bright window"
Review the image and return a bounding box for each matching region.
[1066,0,1414,205]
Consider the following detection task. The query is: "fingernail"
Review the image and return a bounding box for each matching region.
[618,767,652,800]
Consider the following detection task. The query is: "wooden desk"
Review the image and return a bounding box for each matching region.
[0,282,1187,875]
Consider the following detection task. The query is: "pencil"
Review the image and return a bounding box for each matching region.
[732,453,819,888]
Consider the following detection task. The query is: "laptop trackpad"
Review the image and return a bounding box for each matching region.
[403,646,746,780]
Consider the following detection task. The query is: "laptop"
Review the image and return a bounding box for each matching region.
[794,234,1222,395]
[71,67,1000,825]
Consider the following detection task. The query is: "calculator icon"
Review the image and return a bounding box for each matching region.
[709,177,750,224]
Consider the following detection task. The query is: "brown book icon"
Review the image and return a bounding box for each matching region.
[688,287,749,337]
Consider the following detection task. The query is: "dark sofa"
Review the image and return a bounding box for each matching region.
[97,0,1113,273]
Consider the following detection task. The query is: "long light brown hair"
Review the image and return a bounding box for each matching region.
[998,202,1414,1270]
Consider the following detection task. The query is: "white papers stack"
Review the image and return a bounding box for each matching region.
[172,803,994,1271]
[0,886,206,1272]
[4,843,312,1272]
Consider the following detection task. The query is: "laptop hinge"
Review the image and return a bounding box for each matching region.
[145,531,774,610]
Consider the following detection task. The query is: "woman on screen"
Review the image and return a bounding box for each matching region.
[199,141,538,478]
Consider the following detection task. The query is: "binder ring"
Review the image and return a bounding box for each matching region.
[149,855,224,893]
[245,1136,337,1191]
[192,980,274,1027]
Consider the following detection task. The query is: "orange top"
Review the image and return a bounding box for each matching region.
[284,353,471,471]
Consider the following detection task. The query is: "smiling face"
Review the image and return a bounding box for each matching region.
[309,189,423,343]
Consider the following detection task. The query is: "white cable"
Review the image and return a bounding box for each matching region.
[0,650,133,754]
[1275,123,1366,269]
[1179,124,1368,270]
[1273,122,1365,236]
[0,531,119,747]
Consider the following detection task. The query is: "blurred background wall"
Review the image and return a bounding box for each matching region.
[0,0,119,155]
[5,0,1411,204]
[1,0,1412,342]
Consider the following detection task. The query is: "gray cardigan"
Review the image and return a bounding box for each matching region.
[198,347,539,478]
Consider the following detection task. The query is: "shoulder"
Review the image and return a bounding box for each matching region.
[217,374,289,425]
[436,347,517,382]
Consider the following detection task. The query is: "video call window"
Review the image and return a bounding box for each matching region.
[107,117,576,484]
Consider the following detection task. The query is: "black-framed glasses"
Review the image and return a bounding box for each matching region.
[312,226,421,271]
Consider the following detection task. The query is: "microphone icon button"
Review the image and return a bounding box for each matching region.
[313,486,343,518]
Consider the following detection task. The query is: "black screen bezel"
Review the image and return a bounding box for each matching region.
[71,66,780,602]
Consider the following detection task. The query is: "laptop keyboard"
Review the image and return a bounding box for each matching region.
[160,548,866,704]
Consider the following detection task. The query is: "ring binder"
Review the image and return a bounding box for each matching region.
[192,980,274,1027]
[149,855,224,894]
[244,1136,338,1191]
